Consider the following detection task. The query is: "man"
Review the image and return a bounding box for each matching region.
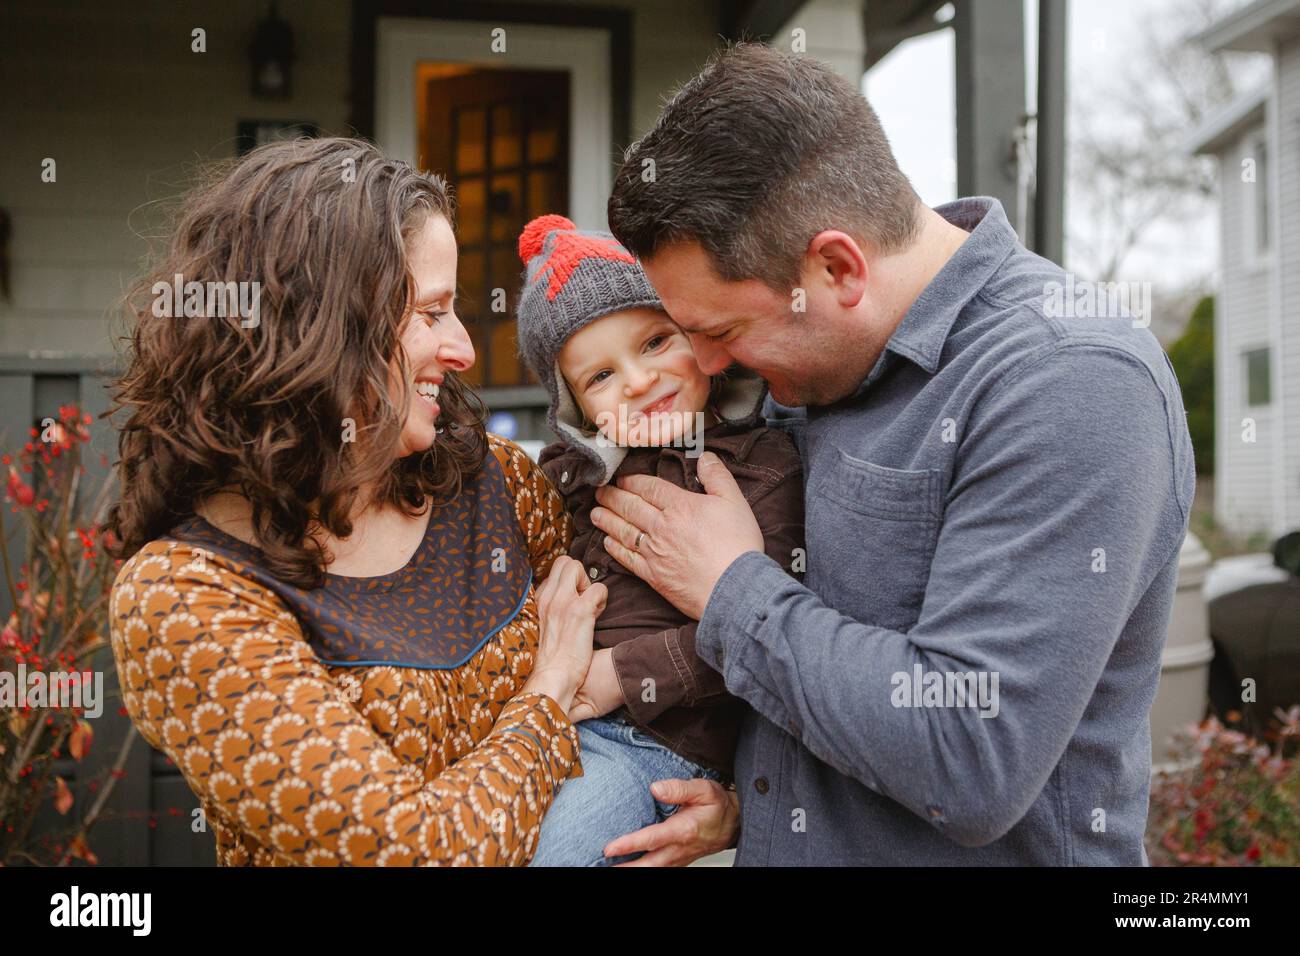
[591,43,1195,865]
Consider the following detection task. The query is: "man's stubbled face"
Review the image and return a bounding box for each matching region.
[640,240,875,408]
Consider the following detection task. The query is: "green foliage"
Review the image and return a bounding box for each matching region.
[1167,295,1214,475]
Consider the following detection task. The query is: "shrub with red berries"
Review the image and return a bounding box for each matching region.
[1147,707,1300,866]
[1,404,133,866]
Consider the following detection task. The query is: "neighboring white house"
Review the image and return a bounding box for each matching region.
[1190,0,1300,539]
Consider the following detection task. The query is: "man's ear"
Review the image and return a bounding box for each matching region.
[806,230,869,308]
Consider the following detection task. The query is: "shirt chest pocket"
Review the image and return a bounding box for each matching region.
[808,449,942,631]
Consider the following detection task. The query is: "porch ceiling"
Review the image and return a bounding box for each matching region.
[863,0,952,68]
[721,0,951,69]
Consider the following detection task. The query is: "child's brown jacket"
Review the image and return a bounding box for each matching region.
[538,413,805,780]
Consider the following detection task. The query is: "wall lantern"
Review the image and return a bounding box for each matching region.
[250,2,294,100]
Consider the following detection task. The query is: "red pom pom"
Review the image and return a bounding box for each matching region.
[518,214,576,264]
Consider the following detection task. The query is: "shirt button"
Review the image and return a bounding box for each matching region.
[588,566,599,581]
[754,777,769,795]
[560,470,569,483]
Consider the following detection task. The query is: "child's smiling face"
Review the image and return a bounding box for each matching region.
[558,307,712,447]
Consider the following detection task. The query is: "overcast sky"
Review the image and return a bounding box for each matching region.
[864,0,1226,290]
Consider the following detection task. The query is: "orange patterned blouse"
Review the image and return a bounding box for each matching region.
[108,436,582,866]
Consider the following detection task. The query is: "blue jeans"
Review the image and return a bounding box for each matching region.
[528,714,723,867]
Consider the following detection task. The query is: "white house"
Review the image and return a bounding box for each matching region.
[1190,0,1300,539]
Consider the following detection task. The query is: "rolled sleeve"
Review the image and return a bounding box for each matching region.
[612,621,729,722]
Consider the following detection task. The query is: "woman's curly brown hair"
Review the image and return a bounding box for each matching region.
[104,137,489,588]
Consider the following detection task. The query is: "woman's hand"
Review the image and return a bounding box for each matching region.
[522,556,607,714]
[568,648,624,723]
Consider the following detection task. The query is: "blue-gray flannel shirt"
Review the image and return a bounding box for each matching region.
[695,197,1196,865]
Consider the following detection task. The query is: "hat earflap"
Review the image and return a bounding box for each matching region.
[548,361,628,487]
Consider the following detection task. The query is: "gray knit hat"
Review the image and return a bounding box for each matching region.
[515,214,767,487]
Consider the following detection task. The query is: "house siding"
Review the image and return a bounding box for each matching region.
[1215,126,1278,536]
[0,0,354,356]
[576,0,724,137]
[0,0,731,359]
[1277,36,1300,534]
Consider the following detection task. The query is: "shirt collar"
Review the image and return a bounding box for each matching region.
[870,196,1019,381]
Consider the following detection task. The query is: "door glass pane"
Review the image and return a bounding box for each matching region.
[491,319,522,386]
[461,321,485,389]
[458,249,486,308]
[488,174,522,242]
[526,169,560,219]
[456,176,485,245]
[455,108,486,173]
[491,242,521,389]
[491,103,522,168]
[528,123,559,163]
[489,245,521,304]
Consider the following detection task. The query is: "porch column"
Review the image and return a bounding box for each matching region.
[1035,0,1068,265]
[954,0,1026,235]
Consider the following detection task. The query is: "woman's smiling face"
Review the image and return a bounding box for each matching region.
[391,213,475,458]
[557,307,712,447]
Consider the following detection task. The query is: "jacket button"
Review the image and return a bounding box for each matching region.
[561,470,569,484]
[588,566,599,580]
[754,777,769,795]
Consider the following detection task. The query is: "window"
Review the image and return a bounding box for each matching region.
[1254,138,1270,255]
[1243,132,1271,264]
[1244,347,1272,406]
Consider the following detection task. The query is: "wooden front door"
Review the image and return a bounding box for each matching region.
[420,67,571,389]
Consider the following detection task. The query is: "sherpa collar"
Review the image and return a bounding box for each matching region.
[545,364,769,492]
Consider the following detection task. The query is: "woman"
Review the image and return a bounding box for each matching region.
[104,137,605,866]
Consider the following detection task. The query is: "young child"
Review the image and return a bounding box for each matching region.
[514,215,805,866]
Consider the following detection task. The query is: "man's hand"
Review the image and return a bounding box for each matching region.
[568,648,623,723]
[603,778,741,866]
[591,452,763,619]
